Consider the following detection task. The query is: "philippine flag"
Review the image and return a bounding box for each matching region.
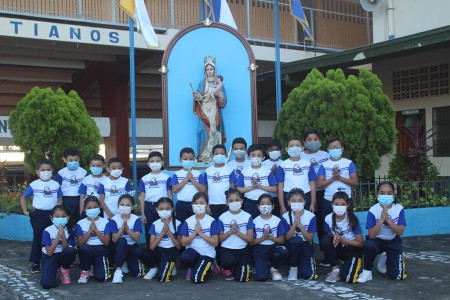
[207,0,238,30]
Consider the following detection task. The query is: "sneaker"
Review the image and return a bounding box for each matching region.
[287,267,298,281]
[122,262,129,274]
[59,266,71,284]
[356,270,372,283]
[222,269,235,281]
[270,267,282,281]
[318,259,331,267]
[325,270,341,283]
[212,260,221,276]
[31,264,40,273]
[377,252,387,274]
[171,266,177,276]
[112,270,123,284]
[78,270,89,284]
[143,267,158,280]
[185,268,192,281]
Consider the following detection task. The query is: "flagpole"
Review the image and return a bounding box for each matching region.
[200,0,205,20]
[273,0,282,116]
[129,17,138,196]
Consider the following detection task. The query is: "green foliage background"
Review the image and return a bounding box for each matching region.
[8,87,101,172]
[274,68,397,178]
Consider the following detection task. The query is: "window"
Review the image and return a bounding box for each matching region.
[433,106,450,157]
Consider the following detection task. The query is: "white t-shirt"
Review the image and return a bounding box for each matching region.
[180,215,219,258]
[262,159,283,197]
[78,175,106,199]
[226,159,251,181]
[23,179,62,210]
[75,217,111,246]
[170,169,206,202]
[150,218,182,248]
[55,167,87,196]
[138,172,171,202]
[204,165,233,205]
[235,165,277,201]
[278,159,317,193]
[109,214,142,245]
[300,150,330,191]
[282,210,317,242]
[218,210,254,249]
[318,158,358,201]
[324,212,362,243]
[366,203,406,240]
[97,177,132,216]
[253,215,287,246]
[42,225,72,254]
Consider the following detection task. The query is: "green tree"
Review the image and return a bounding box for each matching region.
[9,87,101,172]
[274,68,397,178]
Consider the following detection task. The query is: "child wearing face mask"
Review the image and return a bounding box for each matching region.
[144,197,182,282]
[205,144,235,220]
[262,140,284,217]
[98,157,132,219]
[321,192,363,283]
[171,147,207,223]
[138,151,172,247]
[217,189,254,282]
[236,144,278,219]
[251,194,289,282]
[110,194,150,284]
[76,196,111,283]
[226,137,251,181]
[20,158,63,274]
[54,147,87,223]
[78,154,106,216]
[357,181,407,283]
[278,137,317,216]
[180,192,219,284]
[282,188,317,281]
[40,205,77,289]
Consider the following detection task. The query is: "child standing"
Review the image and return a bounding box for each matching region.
[98,157,132,219]
[251,194,289,282]
[357,181,407,283]
[321,192,363,283]
[171,147,206,223]
[218,188,254,282]
[20,158,62,273]
[282,188,317,281]
[144,197,182,282]
[180,192,219,284]
[278,137,317,216]
[78,154,106,216]
[226,137,250,181]
[55,147,87,222]
[205,144,234,220]
[110,194,149,283]
[76,196,111,283]
[138,151,172,246]
[262,140,283,216]
[40,205,77,289]
[236,144,277,219]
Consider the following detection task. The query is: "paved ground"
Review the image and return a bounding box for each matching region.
[0,235,449,300]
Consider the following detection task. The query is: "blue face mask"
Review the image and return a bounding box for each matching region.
[287,146,302,158]
[181,160,196,170]
[305,141,321,152]
[329,149,342,159]
[86,208,101,219]
[90,166,103,176]
[213,154,227,165]
[67,161,79,170]
[378,195,394,207]
[53,217,68,228]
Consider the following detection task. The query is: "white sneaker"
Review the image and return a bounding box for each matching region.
[287,267,298,281]
[143,267,158,280]
[356,270,373,283]
[270,267,282,281]
[122,262,129,274]
[171,266,177,276]
[112,270,123,284]
[377,252,387,274]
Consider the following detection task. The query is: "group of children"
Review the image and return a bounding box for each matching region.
[20,131,407,289]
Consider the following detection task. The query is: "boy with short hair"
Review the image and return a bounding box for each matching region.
[235,144,277,218]
[78,154,106,215]
[171,147,206,223]
[20,158,62,273]
[55,147,87,221]
[278,137,317,215]
[97,157,132,219]
[262,140,283,216]
[205,144,234,220]
[226,137,251,180]
[138,151,172,246]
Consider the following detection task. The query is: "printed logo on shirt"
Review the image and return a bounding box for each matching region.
[310,158,317,166]
[336,187,347,192]
[236,166,243,174]
[94,182,101,191]
[43,186,53,196]
[263,224,270,233]
[149,178,159,188]
[252,173,261,184]
[334,165,341,174]
[70,175,78,186]
[110,185,119,195]
[213,172,222,183]
[293,164,304,176]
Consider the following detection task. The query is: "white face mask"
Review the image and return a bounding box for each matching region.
[110,169,122,178]
[250,157,262,167]
[259,205,272,215]
[149,162,162,171]
[332,205,347,216]
[233,150,246,159]
[268,151,281,160]
[192,204,206,215]
[119,206,132,216]
[157,209,172,219]
[228,202,242,212]
[39,171,52,181]
[290,202,305,212]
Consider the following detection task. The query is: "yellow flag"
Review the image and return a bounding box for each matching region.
[120,0,159,48]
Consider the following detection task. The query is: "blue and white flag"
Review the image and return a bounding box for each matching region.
[289,0,314,42]
[205,0,237,30]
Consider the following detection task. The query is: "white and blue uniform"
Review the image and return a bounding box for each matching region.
[262,159,283,198]
[205,165,233,219]
[300,151,330,191]
[55,167,87,197]
[150,219,182,248]
[318,158,357,201]
[78,175,106,199]
[97,177,132,217]
[226,159,251,182]
[278,159,317,194]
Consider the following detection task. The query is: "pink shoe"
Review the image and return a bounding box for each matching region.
[59,266,71,284]
[185,268,192,281]
[78,270,89,284]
